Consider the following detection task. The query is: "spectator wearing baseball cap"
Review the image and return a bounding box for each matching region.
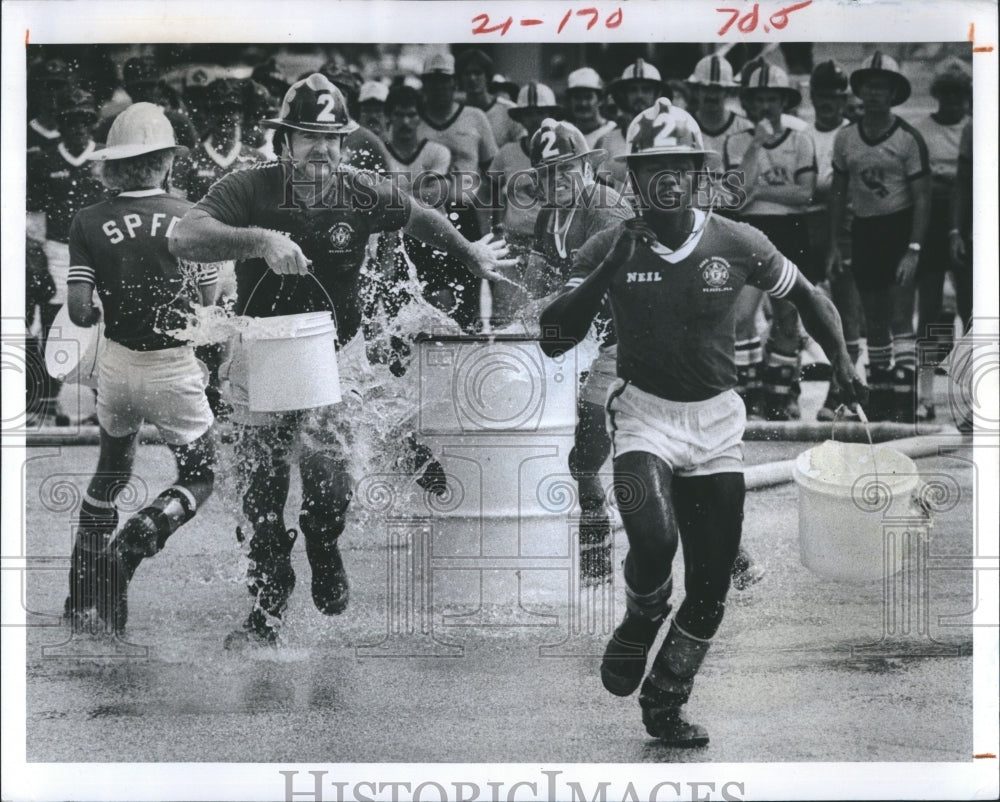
[358,80,389,140]
[319,64,393,174]
[910,55,972,422]
[27,58,71,154]
[564,67,617,149]
[417,50,500,328]
[456,48,523,149]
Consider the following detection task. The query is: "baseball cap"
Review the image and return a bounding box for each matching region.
[422,53,455,77]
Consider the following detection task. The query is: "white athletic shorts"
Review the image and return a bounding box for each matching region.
[605,380,746,476]
[580,343,618,407]
[97,339,214,445]
[44,240,70,305]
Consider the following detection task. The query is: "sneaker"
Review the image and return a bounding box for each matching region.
[224,608,279,650]
[731,549,765,590]
[310,543,349,615]
[600,611,664,696]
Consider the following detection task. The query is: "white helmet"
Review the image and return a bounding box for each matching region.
[90,102,189,161]
[615,97,714,161]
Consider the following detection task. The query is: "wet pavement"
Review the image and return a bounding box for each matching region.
[21,432,976,764]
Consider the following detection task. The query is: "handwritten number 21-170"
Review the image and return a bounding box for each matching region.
[716,1,812,35]
[471,8,623,36]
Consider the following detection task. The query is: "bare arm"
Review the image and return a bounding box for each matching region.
[785,273,866,405]
[895,174,931,286]
[750,168,815,207]
[169,207,311,276]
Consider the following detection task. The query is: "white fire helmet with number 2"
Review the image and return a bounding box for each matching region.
[529,118,607,170]
[615,97,714,162]
[261,73,359,135]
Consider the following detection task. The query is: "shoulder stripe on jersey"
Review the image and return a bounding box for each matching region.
[565,277,584,289]
[765,257,797,299]
[67,265,96,285]
[897,117,932,175]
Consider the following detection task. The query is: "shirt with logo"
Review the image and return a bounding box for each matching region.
[67,190,217,350]
[910,113,969,200]
[832,117,930,218]
[192,162,411,343]
[27,142,107,243]
[568,213,798,401]
[724,127,817,217]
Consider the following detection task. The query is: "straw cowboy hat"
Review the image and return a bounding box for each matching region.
[90,102,189,161]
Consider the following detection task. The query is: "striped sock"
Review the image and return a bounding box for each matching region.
[735,337,762,367]
[846,340,861,366]
[867,343,893,370]
[892,335,917,371]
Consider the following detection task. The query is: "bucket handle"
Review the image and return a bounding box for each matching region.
[244,268,339,333]
[831,402,881,501]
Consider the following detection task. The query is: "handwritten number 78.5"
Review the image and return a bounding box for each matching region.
[716,1,812,36]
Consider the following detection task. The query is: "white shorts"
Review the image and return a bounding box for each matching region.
[605,381,745,476]
[44,240,70,305]
[580,343,618,407]
[97,339,214,445]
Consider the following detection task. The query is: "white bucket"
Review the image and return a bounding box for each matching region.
[243,311,341,412]
[44,304,106,389]
[793,440,926,582]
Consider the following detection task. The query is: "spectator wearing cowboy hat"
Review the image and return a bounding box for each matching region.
[456,48,523,149]
[487,82,565,327]
[827,51,930,423]
[169,74,518,647]
[911,56,972,422]
[596,58,668,188]
[357,80,389,140]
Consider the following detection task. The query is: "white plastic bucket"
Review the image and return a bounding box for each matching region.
[243,311,341,412]
[793,440,925,582]
[44,304,106,389]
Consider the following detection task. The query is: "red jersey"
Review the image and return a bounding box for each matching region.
[67,190,217,351]
[191,162,411,343]
[569,213,798,401]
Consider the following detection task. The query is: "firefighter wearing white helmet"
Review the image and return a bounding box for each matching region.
[685,54,754,178]
[598,58,668,188]
[63,102,218,634]
[519,118,633,585]
[540,96,864,747]
[827,51,930,424]
[169,73,518,649]
[724,61,818,423]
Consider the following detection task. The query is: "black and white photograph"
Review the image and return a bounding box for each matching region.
[2,1,997,800]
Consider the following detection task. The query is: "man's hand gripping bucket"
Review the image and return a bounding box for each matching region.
[241,272,342,413]
[792,405,932,582]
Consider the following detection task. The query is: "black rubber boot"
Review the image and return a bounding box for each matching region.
[600,609,667,697]
[65,528,109,629]
[638,623,712,747]
[301,514,350,616]
[736,363,765,420]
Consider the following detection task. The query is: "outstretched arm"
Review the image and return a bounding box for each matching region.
[403,199,517,283]
[785,273,867,406]
[170,208,312,276]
